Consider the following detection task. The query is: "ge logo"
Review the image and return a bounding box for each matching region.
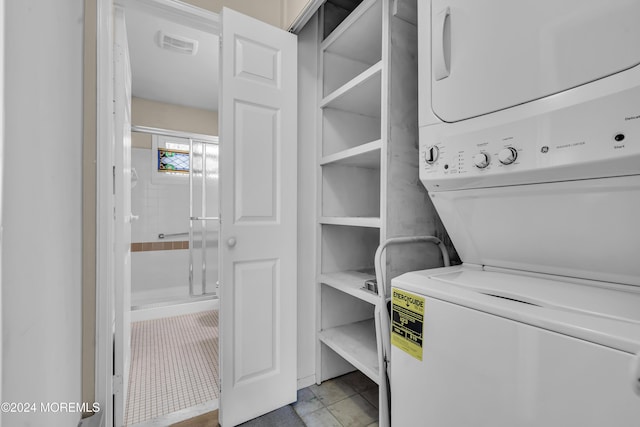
[541,146,549,153]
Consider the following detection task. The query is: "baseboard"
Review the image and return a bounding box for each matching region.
[297,374,316,390]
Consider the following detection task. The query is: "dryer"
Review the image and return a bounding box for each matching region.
[391,1,640,425]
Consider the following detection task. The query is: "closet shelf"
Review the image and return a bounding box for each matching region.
[319,216,381,228]
[320,140,381,168]
[322,0,382,66]
[319,270,379,305]
[320,62,382,117]
[318,318,380,384]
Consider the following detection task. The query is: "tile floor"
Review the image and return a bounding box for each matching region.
[240,371,379,427]
[126,309,378,427]
[125,310,220,426]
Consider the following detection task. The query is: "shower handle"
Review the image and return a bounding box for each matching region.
[227,237,237,248]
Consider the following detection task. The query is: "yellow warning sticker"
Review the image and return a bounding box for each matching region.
[391,289,425,361]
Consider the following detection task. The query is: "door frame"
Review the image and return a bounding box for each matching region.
[95,1,115,425]
[0,0,5,413]
[95,1,220,425]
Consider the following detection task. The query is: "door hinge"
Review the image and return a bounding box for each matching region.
[113,374,123,396]
[112,165,116,195]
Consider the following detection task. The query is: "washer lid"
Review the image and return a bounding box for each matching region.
[427,176,640,288]
[430,0,640,122]
[393,265,640,354]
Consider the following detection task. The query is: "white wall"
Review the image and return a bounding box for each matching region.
[183,0,285,28]
[2,1,84,426]
[131,97,218,149]
[296,12,319,388]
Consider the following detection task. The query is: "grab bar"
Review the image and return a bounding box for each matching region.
[158,232,189,239]
[159,230,219,239]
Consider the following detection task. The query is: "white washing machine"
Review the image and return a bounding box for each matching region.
[391,0,640,425]
[392,266,640,426]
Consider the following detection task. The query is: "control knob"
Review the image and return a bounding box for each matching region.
[498,147,518,165]
[473,152,490,169]
[424,145,440,165]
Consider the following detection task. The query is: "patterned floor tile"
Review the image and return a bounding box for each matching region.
[239,405,305,427]
[300,408,342,427]
[308,378,357,406]
[125,310,219,426]
[327,394,377,427]
[337,371,377,394]
[293,388,325,417]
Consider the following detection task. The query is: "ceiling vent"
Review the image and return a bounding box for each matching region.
[157,31,199,55]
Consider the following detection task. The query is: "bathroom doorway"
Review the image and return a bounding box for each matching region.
[102,1,299,425]
[118,2,221,425]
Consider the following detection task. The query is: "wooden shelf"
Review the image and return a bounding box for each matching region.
[319,216,381,228]
[318,319,380,384]
[320,62,381,117]
[320,140,381,168]
[319,270,379,305]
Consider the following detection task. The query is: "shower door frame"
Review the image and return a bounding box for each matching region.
[132,125,219,300]
[188,137,219,298]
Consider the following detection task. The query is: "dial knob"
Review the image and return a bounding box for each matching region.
[424,145,440,165]
[498,147,518,165]
[473,152,490,169]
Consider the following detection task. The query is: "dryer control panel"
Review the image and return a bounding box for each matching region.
[420,82,640,192]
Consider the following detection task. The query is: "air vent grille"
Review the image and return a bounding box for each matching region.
[157,31,199,55]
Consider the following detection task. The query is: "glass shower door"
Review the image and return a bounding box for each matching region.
[189,139,219,297]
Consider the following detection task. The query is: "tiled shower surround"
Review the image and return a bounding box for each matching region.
[130,146,219,303]
[131,241,190,252]
[131,147,192,298]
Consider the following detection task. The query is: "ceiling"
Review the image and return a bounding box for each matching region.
[125,6,219,111]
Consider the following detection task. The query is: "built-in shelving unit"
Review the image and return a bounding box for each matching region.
[318,270,378,305]
[320,62,382,114]
[318,318,380,382]
[319,216,381,227]
[322,0,382,96]
[319,139,381,168]
[315,1,445,425]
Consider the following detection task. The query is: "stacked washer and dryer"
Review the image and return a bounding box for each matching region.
[390,1,640,425]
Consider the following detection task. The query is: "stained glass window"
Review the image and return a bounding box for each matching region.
[158,148,189,173]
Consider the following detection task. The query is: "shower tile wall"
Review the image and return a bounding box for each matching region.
[131,147,191,297]
[131,143,220,304]
[132,147,190,243]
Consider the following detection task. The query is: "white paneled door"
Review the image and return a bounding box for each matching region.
[113,7,132,427]
[219,8,298,427]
